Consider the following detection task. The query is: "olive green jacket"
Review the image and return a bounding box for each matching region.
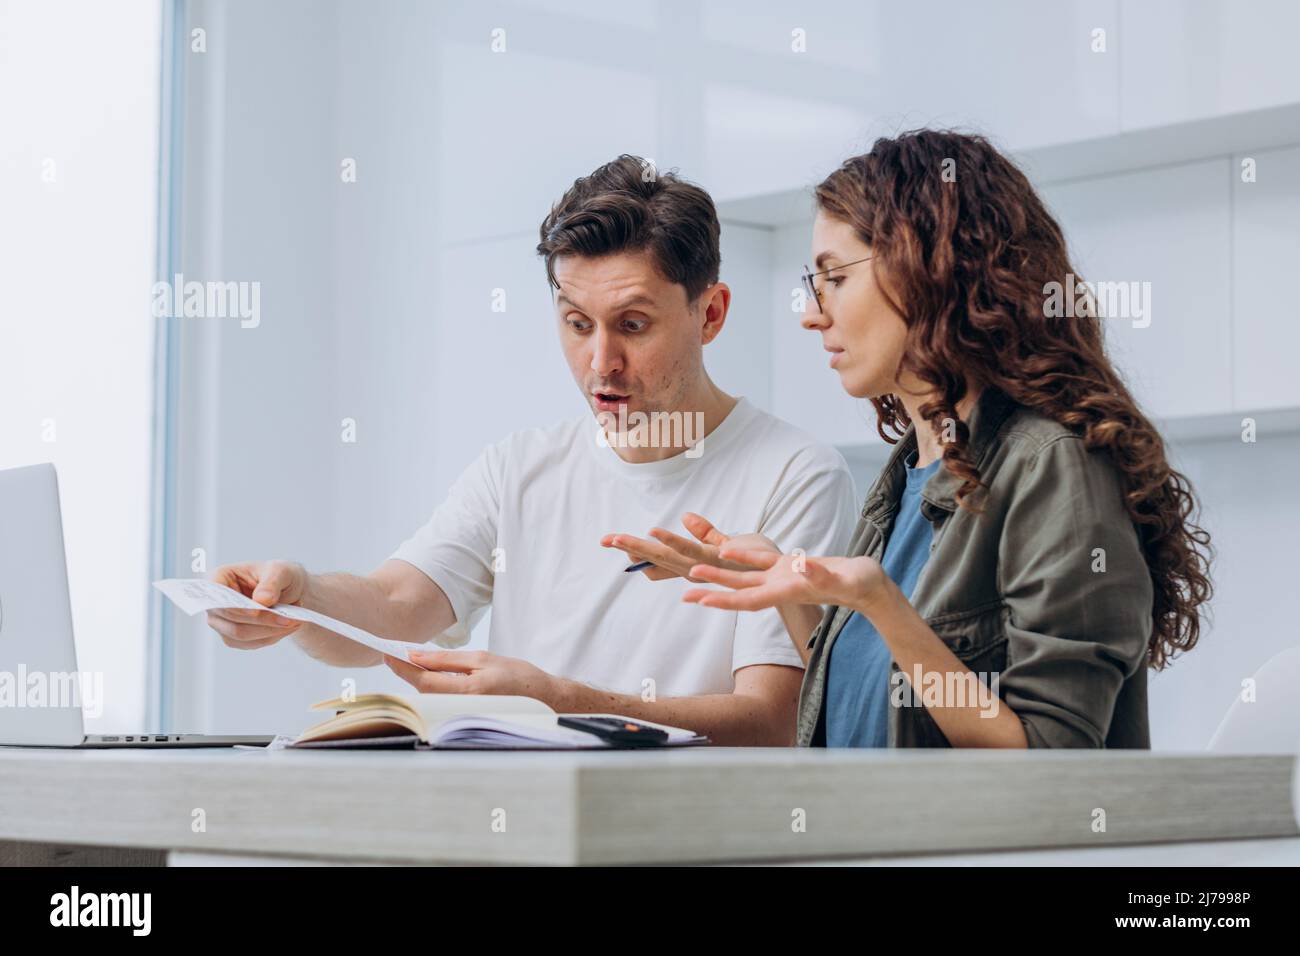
[795,387,1153,749]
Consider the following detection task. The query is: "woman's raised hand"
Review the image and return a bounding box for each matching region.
[682,550,891,615]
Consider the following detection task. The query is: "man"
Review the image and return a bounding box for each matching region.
[205,155,856,745]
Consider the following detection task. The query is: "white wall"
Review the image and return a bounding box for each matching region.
[164,0,1300,750]
[1150,434,1300,750]
[166,0,793,734]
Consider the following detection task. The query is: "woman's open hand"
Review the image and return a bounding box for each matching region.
[682,549,893,616]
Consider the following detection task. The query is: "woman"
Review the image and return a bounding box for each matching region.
[606,130,1212,748]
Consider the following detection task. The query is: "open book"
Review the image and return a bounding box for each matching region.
[290,693,708,750]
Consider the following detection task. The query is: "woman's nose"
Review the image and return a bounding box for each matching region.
[801,301,828,331]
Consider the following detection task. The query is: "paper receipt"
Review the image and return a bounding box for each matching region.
[153,578,431,666]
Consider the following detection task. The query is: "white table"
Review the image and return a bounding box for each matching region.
[1,747,1296,865]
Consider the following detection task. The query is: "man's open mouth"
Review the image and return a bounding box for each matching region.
[594,392,629,404]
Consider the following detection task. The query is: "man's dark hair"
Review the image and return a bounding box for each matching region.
[537,155,721,302]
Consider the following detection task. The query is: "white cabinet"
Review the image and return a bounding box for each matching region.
[1231,144,1300,411]
[759,150,1298,449]
[700,0,1121,201]
[1121,0,1300,130]
[1041,159,1233,421]
[869,0,1120,150]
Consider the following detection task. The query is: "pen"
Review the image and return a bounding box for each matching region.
[624,560,653,573]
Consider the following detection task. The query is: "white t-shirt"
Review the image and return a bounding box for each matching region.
[390,398,858,698]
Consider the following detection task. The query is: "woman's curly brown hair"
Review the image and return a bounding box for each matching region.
[815,129,1212,670]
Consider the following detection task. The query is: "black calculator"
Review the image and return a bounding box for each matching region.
[558,715,670,747]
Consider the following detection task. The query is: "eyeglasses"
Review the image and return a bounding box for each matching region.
[801,256,875,314]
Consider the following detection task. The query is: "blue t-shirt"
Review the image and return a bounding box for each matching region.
[825,451,941,747]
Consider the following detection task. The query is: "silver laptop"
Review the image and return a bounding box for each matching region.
[0,462,272,748]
